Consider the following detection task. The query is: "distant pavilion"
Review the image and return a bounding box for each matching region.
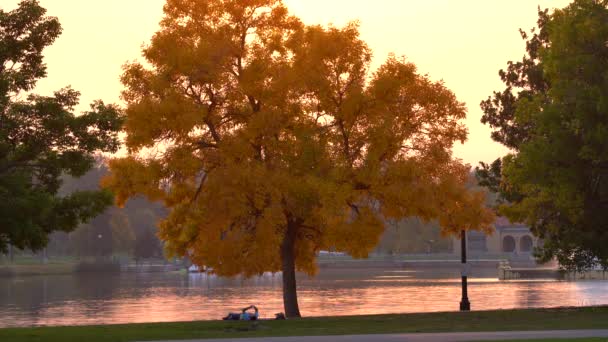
[452,217,540,260]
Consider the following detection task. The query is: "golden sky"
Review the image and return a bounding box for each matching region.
[4,0,572,165]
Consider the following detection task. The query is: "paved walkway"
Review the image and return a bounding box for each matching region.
[148,329,608,342]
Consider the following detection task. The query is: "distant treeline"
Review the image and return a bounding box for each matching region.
[375,218,452,254]
[4,163,498,261]
[6,158,168,262]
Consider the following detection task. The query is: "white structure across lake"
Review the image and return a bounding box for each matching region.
[453,217,540,260]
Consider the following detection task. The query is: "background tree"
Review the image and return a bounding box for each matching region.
[104,0,494,317]
[376,218,452,255]
[134,228,162,261]
[0,0,123,253]
[78,208,135,259]
[478,0,608,270]
[476,6,550,205]
[59,163,161,259]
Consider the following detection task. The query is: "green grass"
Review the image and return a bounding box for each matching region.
[0,255,81,277]
[0,255,79,265]
[0,263,77,277]
[0,256,161,277]
[1,306,607,342]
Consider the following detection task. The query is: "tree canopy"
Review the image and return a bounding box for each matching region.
[0,0,123,253]
[478,0,608,270]
[103,0,494,317]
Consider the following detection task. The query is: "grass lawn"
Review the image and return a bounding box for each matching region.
[0,306,607,342]
[0,256,82,276]
[0,263,76,277]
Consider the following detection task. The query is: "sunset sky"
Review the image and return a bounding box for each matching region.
[4,0,572,166]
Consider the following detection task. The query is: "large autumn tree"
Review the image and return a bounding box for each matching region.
[0,0,123,253]
[478,0,608,271]
[104,0,493,317]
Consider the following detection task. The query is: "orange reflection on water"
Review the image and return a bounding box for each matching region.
[0,270,607,327]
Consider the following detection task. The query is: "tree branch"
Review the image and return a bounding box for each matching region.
[190,173,208,204]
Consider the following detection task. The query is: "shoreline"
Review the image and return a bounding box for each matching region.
[1,306,607,341]
[0,254,551,278]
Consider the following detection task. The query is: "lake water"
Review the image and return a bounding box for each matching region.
[1,267,607,328]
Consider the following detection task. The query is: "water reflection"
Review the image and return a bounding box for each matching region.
[1,268,607,327]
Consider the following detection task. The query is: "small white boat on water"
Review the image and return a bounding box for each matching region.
[188,264,202,273]
[188,264,213,273]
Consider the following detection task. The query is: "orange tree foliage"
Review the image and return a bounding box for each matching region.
[102,0,494,317]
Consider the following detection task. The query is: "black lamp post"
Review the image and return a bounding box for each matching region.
[425,239,433,254]
[459,229,471,311]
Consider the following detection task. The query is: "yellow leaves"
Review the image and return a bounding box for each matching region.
[367,56,468,160]
[158,162,288,277]
[291,22,370,116]
[121,68,208,151]
[437,189,495,236]
[371,157,495,238]
[369,56,418,105]
[157,158,338,277]
[101,157,166,207]
[323,206,385,259]
[106,0,495,280]
[164,145,205,178]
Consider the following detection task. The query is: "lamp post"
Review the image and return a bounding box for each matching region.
[459,229,471,311]
[426,239,435,254]
[8,244,13,263]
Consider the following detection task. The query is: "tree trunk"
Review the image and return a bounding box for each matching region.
[281,220,301,318]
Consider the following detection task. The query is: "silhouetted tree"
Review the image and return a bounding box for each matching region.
[478,0,608,270]
[0,0,123,253]
[134,228,162,261]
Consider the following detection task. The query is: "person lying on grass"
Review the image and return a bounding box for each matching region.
[223,305,259,321]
